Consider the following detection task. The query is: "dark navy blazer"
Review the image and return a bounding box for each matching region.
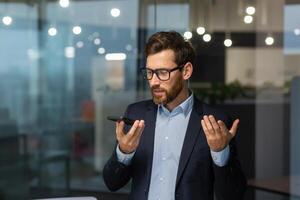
[103,96,246,200]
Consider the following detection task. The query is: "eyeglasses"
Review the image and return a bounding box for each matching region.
[141,65,184,81]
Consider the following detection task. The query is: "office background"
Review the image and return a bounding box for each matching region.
[0,0,299,199]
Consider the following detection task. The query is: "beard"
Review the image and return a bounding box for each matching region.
[151,77,184,106]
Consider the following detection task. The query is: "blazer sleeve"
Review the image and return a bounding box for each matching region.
[103,148,133,191]
[103,106,133,191]
[213,118,247,200]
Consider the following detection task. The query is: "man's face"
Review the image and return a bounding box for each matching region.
[146,49,185,105]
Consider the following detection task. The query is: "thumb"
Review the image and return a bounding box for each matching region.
[229,119,239,138]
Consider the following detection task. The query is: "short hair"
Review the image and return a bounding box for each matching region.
[145,31,195,66]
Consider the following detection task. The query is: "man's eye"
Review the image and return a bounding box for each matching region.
[158,70,168,75]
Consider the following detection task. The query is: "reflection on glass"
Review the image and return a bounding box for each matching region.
[0,0,299,199]
[2,16,13,26]
[0,0,139,198]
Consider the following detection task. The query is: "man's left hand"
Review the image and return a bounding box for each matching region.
[201,115,239,152]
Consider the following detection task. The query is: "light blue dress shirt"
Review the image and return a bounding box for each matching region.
[116,94,230,200]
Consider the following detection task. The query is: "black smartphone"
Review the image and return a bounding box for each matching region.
[107,115,135,125]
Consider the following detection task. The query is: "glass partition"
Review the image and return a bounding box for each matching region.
[0,0,299,199]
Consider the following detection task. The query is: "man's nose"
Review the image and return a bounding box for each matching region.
[149,73,160,85]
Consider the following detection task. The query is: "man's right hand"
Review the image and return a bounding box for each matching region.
[116,120,145,154]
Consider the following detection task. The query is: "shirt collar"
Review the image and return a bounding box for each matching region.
[158,93,194,117]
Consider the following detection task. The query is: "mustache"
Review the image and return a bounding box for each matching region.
[151,86,165,92]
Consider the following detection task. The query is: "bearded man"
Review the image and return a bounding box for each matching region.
[103,31,246,200]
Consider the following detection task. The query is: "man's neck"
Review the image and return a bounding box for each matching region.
[165,87,190,111]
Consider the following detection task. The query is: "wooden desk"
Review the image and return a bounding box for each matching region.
[248,176,300,197]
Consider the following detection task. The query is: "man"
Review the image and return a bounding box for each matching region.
[103,31,246,200]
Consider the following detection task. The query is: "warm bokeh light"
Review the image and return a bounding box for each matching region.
[203,33,211,42]
[265,36,274,45]
[244,15,253,24]
[224,38,233,47]
[183,31,193,40]
[246,6,256,15]
[196,26,205,35]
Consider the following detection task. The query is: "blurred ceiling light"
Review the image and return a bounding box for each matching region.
[72,26,82,35]
[203,33,211,42]
[59,0,69,8]
[94,38,101,45]
[27,49,39,60]
[111,8,120,17]
[126,44,133,51]
[294,29,300,36]
[105,53,126,60]
[2,16,12,26]
[183,31,193,40]
[244,15,253,24]
[196,26,205,35]
[76,41,84,48]
[224,38,232,47]
[98,47,105,54]
[265,36,274,45]
[65,46,75,58]
[48,27,57,36]
[246,6,255,15]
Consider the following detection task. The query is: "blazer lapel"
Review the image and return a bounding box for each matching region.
[143,101,158,194]
[175,97,203,186]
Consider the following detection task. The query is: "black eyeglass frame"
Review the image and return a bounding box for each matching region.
[141,65,184,81]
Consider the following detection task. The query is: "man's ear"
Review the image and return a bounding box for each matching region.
[182,62,193,80]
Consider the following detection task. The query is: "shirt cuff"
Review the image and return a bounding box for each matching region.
[210,145,230,167]
[116,144,135,166]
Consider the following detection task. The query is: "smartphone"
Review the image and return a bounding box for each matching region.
[107,115,135,125]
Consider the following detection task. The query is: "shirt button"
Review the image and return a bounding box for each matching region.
[162,157,166,160]
[159,177,163,181]
[165,136,169,140]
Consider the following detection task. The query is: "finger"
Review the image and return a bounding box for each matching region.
[131,120,145,143]
[127,120,140,138]
[201,119,210,137]
[229,119,239,137]
[116,121,125,140]
[203,115,215,135]
[137,120,145,136]
[127,120,144,147]
[133,120,144,137]
[217,120,228,136]
[208,115,221,134]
